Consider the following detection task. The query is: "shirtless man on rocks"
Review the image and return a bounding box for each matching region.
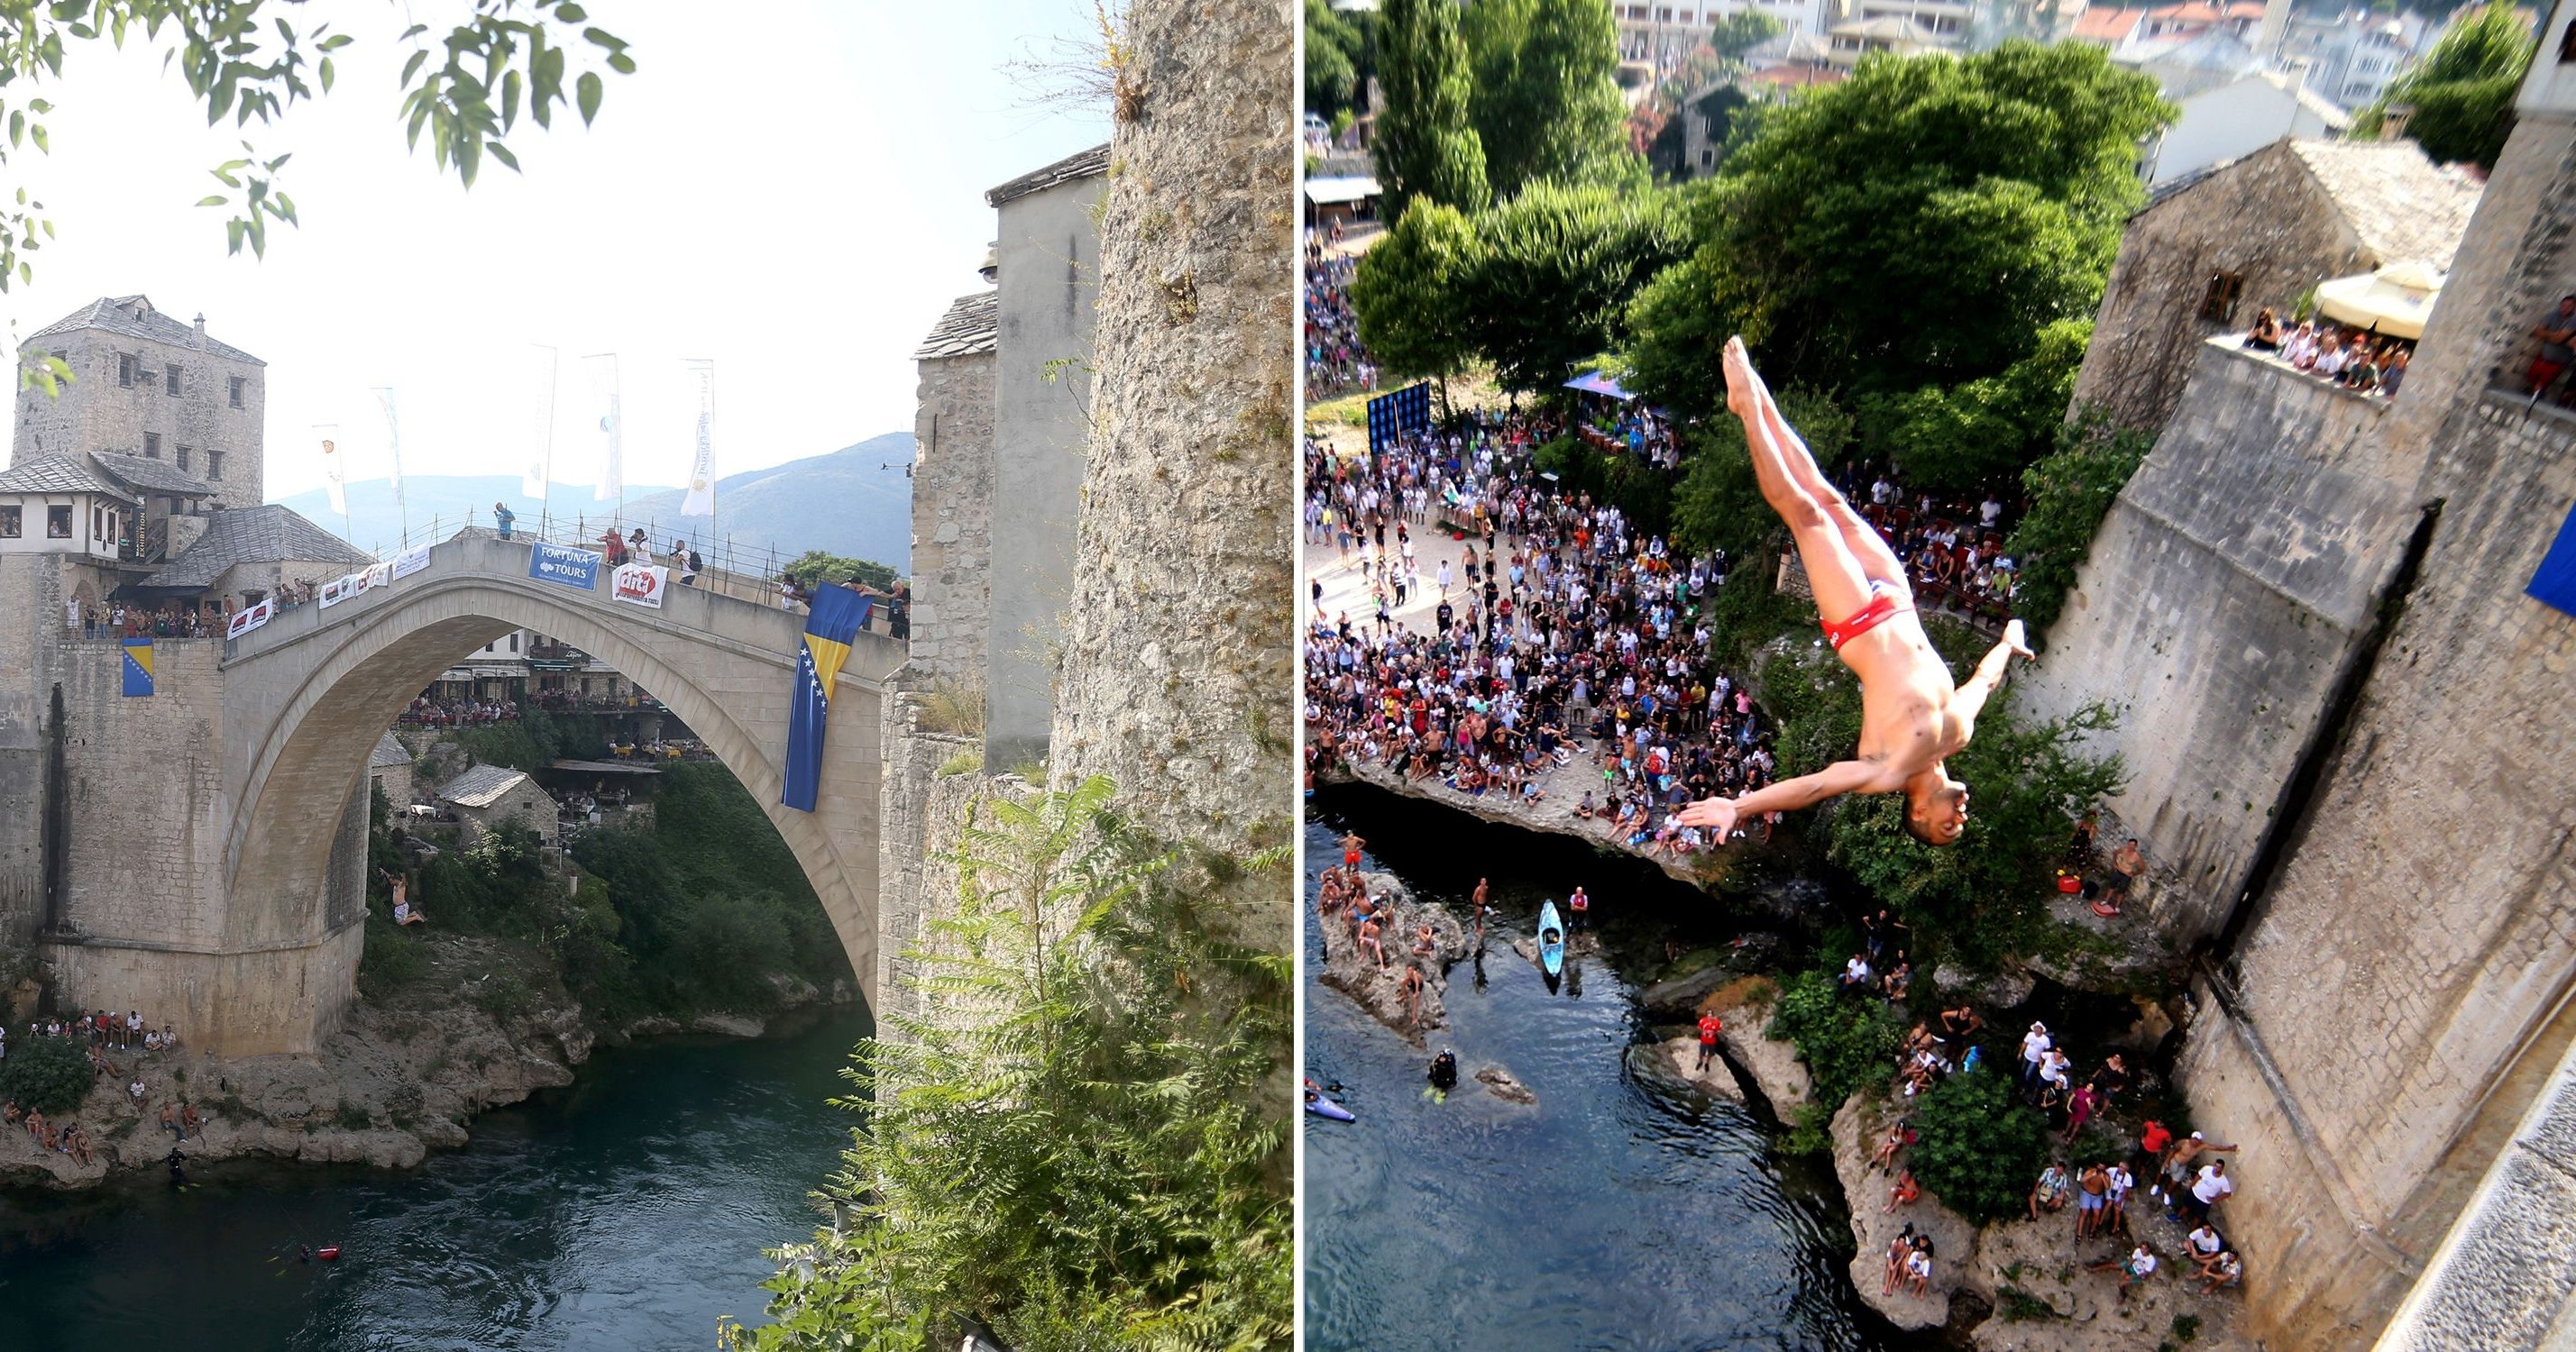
[1681,338,2033,845]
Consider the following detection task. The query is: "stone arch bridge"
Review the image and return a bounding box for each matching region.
[53,530,902,1056]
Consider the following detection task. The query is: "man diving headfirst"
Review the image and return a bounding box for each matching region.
[1679,338,2031,846]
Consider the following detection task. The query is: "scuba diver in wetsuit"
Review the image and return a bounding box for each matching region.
[1427,1048,1460,1092]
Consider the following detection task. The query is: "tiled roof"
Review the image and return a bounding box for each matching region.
[0,453,136,499]
[90,452,215,497]
[2289,139,2483,270]
[914,290,999,360]
[24,295,263,365]
[369,731,412,770]
[2072,6,2145,41]
[151,504,373,589]
[985,143,1110,206]
[436,763,534,809]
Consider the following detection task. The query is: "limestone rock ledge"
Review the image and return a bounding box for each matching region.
[1834,1090,1982,1331]
[1700,975,1811,1119]
[1317,872,1472,1045]
[1332,759,1735,891]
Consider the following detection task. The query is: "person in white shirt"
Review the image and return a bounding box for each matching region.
[2089,1243,2158,1302]
[2020,1022,2052,1092]
[2191,1160,2234,1223]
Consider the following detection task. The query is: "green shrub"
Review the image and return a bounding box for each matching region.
[1765,968,1902,1151]
[0,1034,91,1116]
[1908,1066,2052,1223]
[471,973,536,1022]
[357,915,432,997]
[2004,406,2150,643]
[335,1100,373,1131]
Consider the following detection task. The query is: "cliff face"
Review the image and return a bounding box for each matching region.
[1049,0,1297,948]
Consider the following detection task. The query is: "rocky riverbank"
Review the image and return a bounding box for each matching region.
[1329,758,1739,891]
[1316,872,1472,1045]
[0,934,854,1192]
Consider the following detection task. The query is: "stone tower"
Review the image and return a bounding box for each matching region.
[12,296,267,511]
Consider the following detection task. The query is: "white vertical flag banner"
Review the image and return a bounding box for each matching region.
[523,345,556,501]
[683,359,716,517]
[584,352,623,502]
[317,424,345,516]
[375,387,405,508]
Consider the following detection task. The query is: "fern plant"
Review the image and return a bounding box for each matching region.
[742,775,1292,1352]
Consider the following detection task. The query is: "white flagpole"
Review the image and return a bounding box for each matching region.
[316,423,351,543]
[525,344,558,537]
[374,386,408,542]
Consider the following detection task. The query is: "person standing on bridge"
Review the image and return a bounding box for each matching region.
[1678,339,2033,846]
[492,501,516,541]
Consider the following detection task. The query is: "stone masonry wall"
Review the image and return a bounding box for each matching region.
[2017,339,2422,946]
[14,317,266,508]
[1050,0,1297,946]
[0,553,66,945]
[871,677,978,1032]
[908,351,996,689]
[2070,141,2366,434]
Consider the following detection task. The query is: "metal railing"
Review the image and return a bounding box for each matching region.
[368,512,900,635]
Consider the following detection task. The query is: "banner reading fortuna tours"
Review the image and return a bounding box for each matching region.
[226,598,275,640]
[612,562,668,609]
[782,587,873,812]
[529,543,603,589]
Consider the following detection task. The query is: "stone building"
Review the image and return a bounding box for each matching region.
[367,732,415,810]
[13,296,266,511]
[434,763,559,847]
[908,289,996,688]
[2070,137,2481,434]
[2023,16,2576,1341]
[981,143,1106,772]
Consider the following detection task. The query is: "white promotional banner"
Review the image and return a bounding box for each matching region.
[611,562,669,609]
[523,345,557,500]
[375,387,405,508]
[392,544,433,579]
[227,598,275,639]
[317,424,346,516]
[317,572,362,608]
[682,359,716,517]
[357,561,394,594]
[584,352,622,502]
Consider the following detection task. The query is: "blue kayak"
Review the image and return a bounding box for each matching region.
[1537,901,1566,976]
[1306,1093,1355,1122]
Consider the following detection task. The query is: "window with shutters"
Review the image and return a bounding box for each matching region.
[2199,270,2244,324]
[165,363,180,396]
[143,433,160,459]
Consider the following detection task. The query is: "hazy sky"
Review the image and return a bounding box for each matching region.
[2,2,1110,500]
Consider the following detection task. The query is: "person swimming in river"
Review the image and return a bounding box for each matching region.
[1679,338,2033,846]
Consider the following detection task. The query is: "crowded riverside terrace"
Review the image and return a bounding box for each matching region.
[1302,413,1779,858]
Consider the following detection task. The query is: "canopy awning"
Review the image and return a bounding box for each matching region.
[1563,370,1636,401]
[2315,260,2443,341]
[1304,175,1380,206]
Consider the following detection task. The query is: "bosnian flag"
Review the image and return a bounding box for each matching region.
[781,586,873,812]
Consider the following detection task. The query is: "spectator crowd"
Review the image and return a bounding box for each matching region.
[1,1009,197,1168]
[1305,251,1376,400]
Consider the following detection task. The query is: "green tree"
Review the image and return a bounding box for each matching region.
[1351,196,1485,383]
[0,1,632,392]
[1449,179,1688,391]
[783,550,899,595]
[1908,1068,2052,1222]
[1622,41,2171,408]
[1765,967,1904,1151]
[1305,0,1367,119]
[1877,317,2092,492]
[0,1032,91,1116]
[2353,0,2534,169]
[1374,0,1491,218]
[1462,0,1636,198]
[1708,10,1784,63]
[743,778,1292,1351]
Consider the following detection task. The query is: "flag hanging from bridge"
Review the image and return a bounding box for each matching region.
[317,425,346,516]
[121,637,153,697]
[584,352,623,503]
[375,387,406,510]
[524,345,557,501]
[782,587,873,813]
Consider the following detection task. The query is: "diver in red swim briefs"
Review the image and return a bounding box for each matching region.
[1678,338,2032,846]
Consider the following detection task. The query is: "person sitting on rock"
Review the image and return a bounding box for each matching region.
[2195,1248,2243,1294]
[1905,1237,1935,1297]
[1881,1228,1915,1297]
[1413,923,1436,961]
[1358,915,1387,970]
[1870,1118,1914,1174]
[2029,1162,2073,1220]
[2088,1242,2158,1303]
[1884,1168,1921,1214]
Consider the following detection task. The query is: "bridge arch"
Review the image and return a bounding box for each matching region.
[200,531,899,1054]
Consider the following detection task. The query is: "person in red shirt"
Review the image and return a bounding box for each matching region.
[1696,1010,1724,1071]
